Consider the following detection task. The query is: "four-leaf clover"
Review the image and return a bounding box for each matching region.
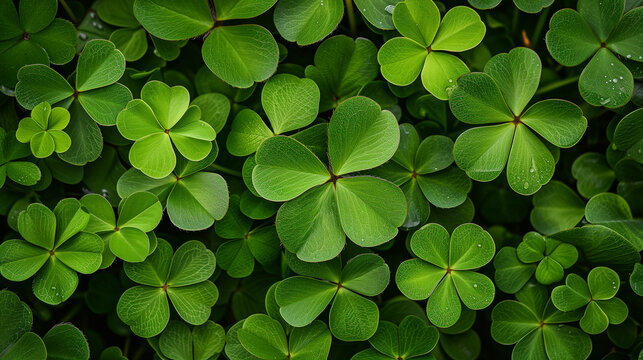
[16,101,71,158]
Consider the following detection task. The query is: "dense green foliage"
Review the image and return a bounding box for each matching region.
[0,0,642,359]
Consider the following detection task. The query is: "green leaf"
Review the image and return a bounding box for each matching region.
[506,123,555,195]
[0,240,49,281]
[262,74,320,134]
[392,0,440,47]
[426,276,461,327]
[572,153,615,198]
[341,253,390,296]
[580,301,609,334]
[585,193,643,250]
[0,37,49,89]
[275,276,337,327]
[133,0,214,40]
[607,6,643,60]
[55,232,103,273]
[454,124,513,183]
[97,0,138,27]
[396,259,445,300]
[167,172,229,231]
[167,240,216,286]
[289,320,332,359]
[18,202,56,250]
[421,52,469,100]
[530,181,585,235]
[354,0,401,30]
[551,273,591,311]
[513,0,553,13]
[108,228,150,263]
[76,40,126,92]
[15,65,74,110]
[493,247,536,294]
[191,93,230,133]
[451,271,495,310]
[329,96,399,175]
[546,9,600,66]
[613,108,643,163]
[19,0,57,33]
[118,191,162,231]
[117,286,169,337]
[578,0,624,42]
[158,321,193,360]
[630,263,643,296]
[43,324,89,360]
[0,290,32,354]
[124,238,172,286]
[579,49,633,108]
[431,6,485,52]
[237,314,288,359]
[110,28,148,62]
[226,109,273,157]
[30,19,77,65]
[32,257,78,305]
[449,72,513,125]
[202,25,278,88]
[58,101,103,166]
[78,83,133,126]
[273,0,343,46]
[417,166,471,209]
[213,0,277,20]
[490,300,539,345]
[329,287,379,341]
[167,281,218,325]
[377,37,426,87]
[449,223,495,270]
[587,266,620,300]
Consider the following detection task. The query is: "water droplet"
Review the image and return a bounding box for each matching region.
[473,284,478,288]
[51,286,56,290]
[97,23,103,29]
[90,12,96,18]
[619,76,623,79]
[600,98,611,105]
[385,4,395,14]
[529,168,534,173]
[627,54,632,58]
[320,0,324,5]
[568,331,571,334]
[610,63,614,66]
[612,78,618,83]
[477,244,481,248]
[523,182,529,189]
[612,281,615,284]
[448,79,453,83]
[78,33,87,40]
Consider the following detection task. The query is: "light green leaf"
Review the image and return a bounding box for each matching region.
[493,247,536,294]
[396,259,445,300]
[572,153,615,198]
[129,133,175,179]
[431,6,485,52]
[15,65,74,110]
[123,238,173,286]
[237,314,288,359]
[275,276,337,327]
[32,257,78,305]
[213,0,277,20]
[377,37,426,87]
[530,181,585,235]
[613,108,643,163]
[133,0,213,40]
[587,266,620,300]
[506,124,555,195]
[167,172,228,231]
[426,276,461,327]
[392,0,440,47]
[226,109,273,157]
[329,287,379,341]
[18,202,56,250]
[417,166,471,208]
[262,74,319,134]
[545,9,600,66]
[289,320,332,359]
[0,240,49,281]
[167,281,218,325]
[579,49,633,108]
[449,223,495,270]
[580,301,609,334]
[449,72,513,125]
[521,99,587,148]
[451,271,494,310]
[76,40,126,92]
[43,324,89,360]
[118,191,162,231]
[453,123,514,182]
[421,51,469,100]
[109,228,150,263]
[341,253,389,296]
[273,0,343,46]
[55,232,103,274]
[78,82,133,126]
[551,273,591,311]
[607,7,643,60]
[410,223,449,267]
[167,240,216,286]
[578,0,624,42]
[484,47,540,115]
[110,28,148,62]
[117,286,169,337]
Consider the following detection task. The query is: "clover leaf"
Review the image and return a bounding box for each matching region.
[81,191,162,265]
[378,0,485,99]
[227,74,320,156]
[631,263,643,296]
[0,0,76,89]
[613,108,643,163]
[274,0,343,46]
[16,101,71,158]
[571,153,616,198]
[491,283,591,360]
[275,253,390,341]
[226,314,331,360]
[516,232,578,285]
[530,181,585,235]
[584,192,643,251]
[214,194,281,278]
[157,320,225,360]
[0,199,103,305]
[252,96,406,262]
[117,239,218,337]
[0,128,41,189]
[551,267,628,334]
[494,247,536,294]
[116,81,216,179]
[546,0,642,108]
[468,0,553,13]
[396,223,495,328]
[371,123,472,229]
[0,289,45,358]
[450,47,588,195]
[352,315,439,360]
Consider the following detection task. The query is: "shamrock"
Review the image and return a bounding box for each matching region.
[352,315,439,360]
[225,314,332,360]
[551,267,628,334]
[252,96,406,263]
[0,0,76,89]
[491,283,592,360]
[16,101,71,158]
[15,39,132,165]
[0,128,41,189]
[133,0,278,88]
[80,191,162,265]
[516,232,579,285]
[156,320,225,360]
[371,123,472,229]
[378,0,486,100]
[450,47,588,195]
[116,239,218,337]
[468,0,553,13]
[275,253,390,341]
[214,194,281,278]
[96,0,187,61]
[0,199,104,305]
[396,223,496,328]
[227,74,320,156]
[546,0,642,108]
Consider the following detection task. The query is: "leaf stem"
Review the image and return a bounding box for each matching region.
[535,75,580,95]
[58,0,78,24]
[210,163,242,177]
[530,7,551,49]
[344,0,357,36]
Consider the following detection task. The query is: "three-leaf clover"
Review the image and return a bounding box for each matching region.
[81,191,162,265]
[226,314,332,360]
[0,0,76,88]
[157,320,225,360]
[0,199,104,305]
[275,253,390,341]
[546,0,642,108]
[551,267,628,334]
[450,47,588,195]
[0,128,41,189]
[516,232,579,285]
[116,239,218,337]
[252,96,406,262]
[352,315,439,360]
[117,81,216,179]
[378,0,486,99]
[491,283,592,360]
[372,123,472,228]
[227,73,320,157]
[16,101,71,158]
[396,223,496,327]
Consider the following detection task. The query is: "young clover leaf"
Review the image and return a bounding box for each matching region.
[97,0,187,61]
[117,239,218,338]
[214,195,281,278]
[491,283,591,360]
[450,47,588,195]
[516,232,578,285]
[133,0,278,88]
[613,108,643,163]
[371,123,472,229]
[396,223,495,328]
[116,81,216,179]
[0,128,41,189]
[546,0,642,108]
[252,96,406,262]
[584,193,643,251]
[16,101,71,158]
[0,0,76,89]
[572,153,615,198]
[116,151,229,231]
[305,35,379,111]
[275,253,390,341]
[80,191,162,265]
[226,314,332,360]
[468,0,553,13]
[551,267,628,334]
[157,320,225,360]
[0,289,46,359]
[0,199,104,305]
[42,324,91,360]
[378,0,486,99]
[352,315,439,360]
[530,181,585,235]
[227,74,320,157]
